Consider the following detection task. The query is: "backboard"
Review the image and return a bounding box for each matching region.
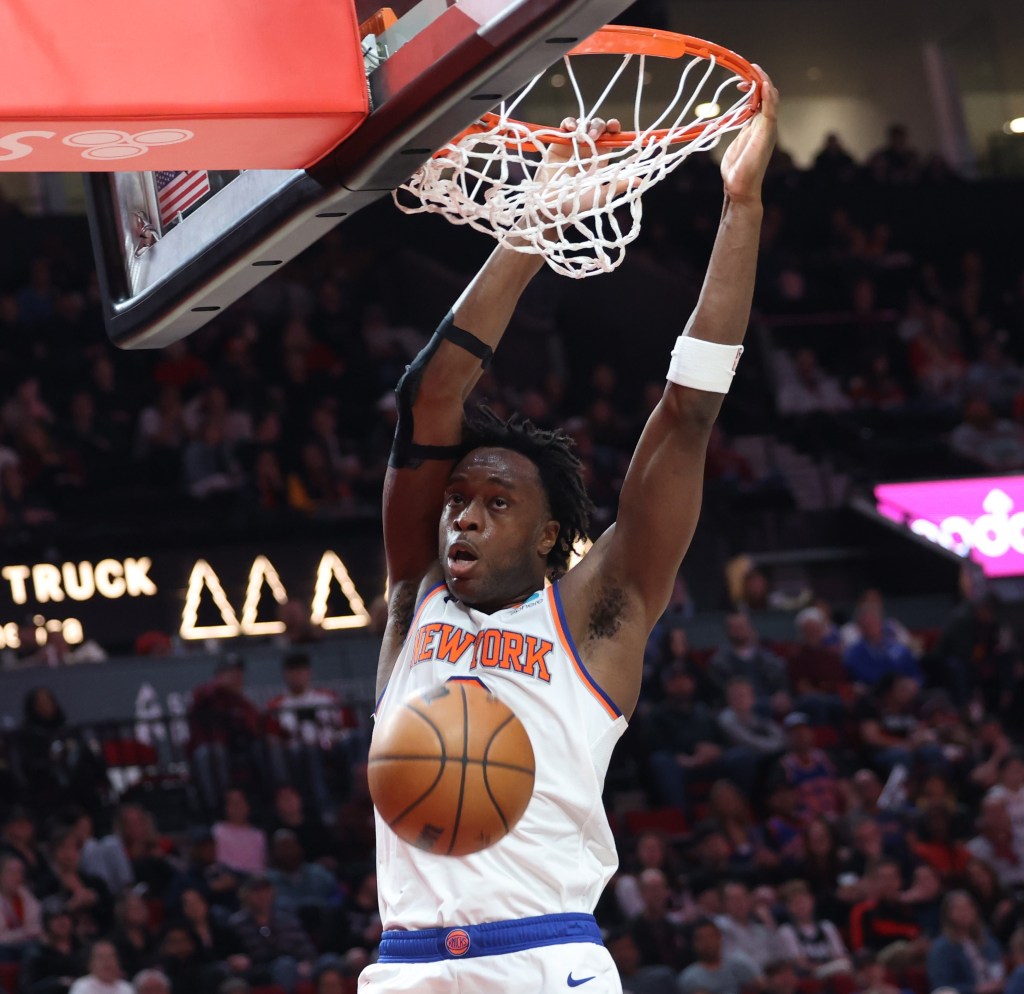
[80,0,637,348]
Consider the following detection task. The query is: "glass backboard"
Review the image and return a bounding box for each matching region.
[86,0,637,348]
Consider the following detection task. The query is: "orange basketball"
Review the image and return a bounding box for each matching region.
[368,680,535,856]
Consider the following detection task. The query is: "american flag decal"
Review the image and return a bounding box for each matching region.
[155,170,211,228]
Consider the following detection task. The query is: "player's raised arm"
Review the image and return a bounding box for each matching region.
[561,70,778,709]
[381,246,544,587]
[381,119,624,596]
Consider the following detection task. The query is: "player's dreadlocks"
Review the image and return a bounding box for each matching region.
[460,406,593,578]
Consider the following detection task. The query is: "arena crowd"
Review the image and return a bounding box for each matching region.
[0,123,1023,994]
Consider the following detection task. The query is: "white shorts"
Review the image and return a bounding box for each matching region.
[358,913,621,994]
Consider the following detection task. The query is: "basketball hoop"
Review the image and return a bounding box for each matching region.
[394,25,761,278]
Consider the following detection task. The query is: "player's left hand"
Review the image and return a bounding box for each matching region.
[534,117,629,217]
[719,66,778,206]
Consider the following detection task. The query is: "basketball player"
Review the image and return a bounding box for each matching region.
[363,69,779,993]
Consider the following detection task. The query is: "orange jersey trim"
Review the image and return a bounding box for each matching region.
[546,583,621,720]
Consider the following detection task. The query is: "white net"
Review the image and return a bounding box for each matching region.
[394,31,758,278]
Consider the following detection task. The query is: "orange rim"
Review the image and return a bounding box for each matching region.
[444,25,761,153]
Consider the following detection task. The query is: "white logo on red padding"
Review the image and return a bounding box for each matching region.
[0,128,193,161]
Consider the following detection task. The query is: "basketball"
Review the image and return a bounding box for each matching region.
[368,680,536,857]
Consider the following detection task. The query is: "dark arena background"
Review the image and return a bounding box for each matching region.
[1,1,1024,993]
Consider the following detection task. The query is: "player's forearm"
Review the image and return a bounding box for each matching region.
[682,195,763,348]
[413,243,544,409]
[453,242,545,353]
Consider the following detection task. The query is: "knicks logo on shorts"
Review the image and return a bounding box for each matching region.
[444,929,471,956]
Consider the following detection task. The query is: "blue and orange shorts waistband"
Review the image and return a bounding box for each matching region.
[377,912,603,963]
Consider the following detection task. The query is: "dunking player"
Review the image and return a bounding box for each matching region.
[363,70,778,993]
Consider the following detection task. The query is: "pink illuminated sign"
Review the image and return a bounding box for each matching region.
[874,476,1024,578]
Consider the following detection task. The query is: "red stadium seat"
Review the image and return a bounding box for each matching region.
[0,963,21,994]
[624,806,689,839]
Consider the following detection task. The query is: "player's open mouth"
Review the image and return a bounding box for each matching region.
[447,544,478,578]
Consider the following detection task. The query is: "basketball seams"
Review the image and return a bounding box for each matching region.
[482,713,516,833]
[368,681,536,856]
[445,683,470,855]
[385,702,448,830]
[368,755,534,775]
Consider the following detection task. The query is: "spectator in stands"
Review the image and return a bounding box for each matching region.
[775,879,851,978]
[776,349,851,416]
[716,678,786,783]
[709,615,790,716]
[165,829,240,917]
[0,853,41,959]
[81,805,145,895]
[811,133,858,186]
[775,714,841,826]
[644,662,726,818]
[678,918,762,994]
[0,807,46,889]
[226,876,317,993]
[266,787,335,868]
[840,816,914,902]
[966,796,1024,890]
[20,899,84,994]
[867,124,921,185]
[968,717,1015,793]
[705,780,777,874]
[614,832,683,921]
[848,858,925,956]
[329,872,381,958]
[963,858,1017,942]
[763,781,804,865]
[265,830,337,917]
[187,657,264,816]
[926,891,1004,994]
[855,675,942,775]
[987,753,1024,851]
[843,605,922,688]
[109,892,157,980]
[153,922,222,994]
[715,880,778,970]
[132,969,171,994]
[213,789,266,877]
[762,961,800,994]
[844,769,906,853]
[606,928,677,994]
[36,826,113,936]
[178,888,246,973]
[788,606,848,725]
[643,624,716,711]
[627,868,689,970]
[936,594,1018,715]
[265,652,355,814]
[839,591,915,652]
[13,690,94,817]
[950,398,1024,471]
[899,863,944,938]
[182,419,244,501]
[1007,929,1024,994]
[68,940,132,994]
[966,339,1024,411]
[851,950,902,994]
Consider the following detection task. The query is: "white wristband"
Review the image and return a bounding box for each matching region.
[667,335,744,393]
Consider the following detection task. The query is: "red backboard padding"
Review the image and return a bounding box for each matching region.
[0,0,369,171]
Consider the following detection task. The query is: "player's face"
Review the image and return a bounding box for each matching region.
[440,448,559,611]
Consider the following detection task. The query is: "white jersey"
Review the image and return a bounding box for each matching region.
[374,579,627,929]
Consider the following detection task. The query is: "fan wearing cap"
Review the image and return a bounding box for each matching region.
[776,713,841,826]
[226,875,320,993]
